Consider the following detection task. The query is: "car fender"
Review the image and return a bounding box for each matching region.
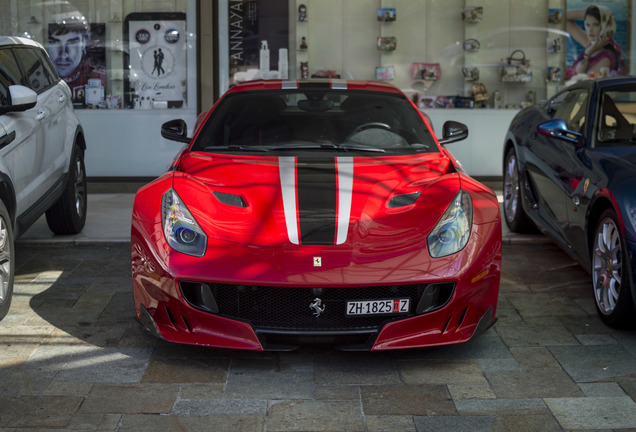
[0,171,16,227]
[64,107,84,156]
[589,185,636,312]
[132,173,174,224]
[590,184,636,243]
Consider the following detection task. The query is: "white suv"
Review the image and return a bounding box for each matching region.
[0,36,87,321]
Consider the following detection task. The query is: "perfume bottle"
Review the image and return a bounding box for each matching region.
[493,90,502,109]
[279,48,288,79]
[259,40,270,75]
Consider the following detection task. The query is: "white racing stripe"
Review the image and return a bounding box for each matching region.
[336,157,353,244]
[279,157,299,245]
[282,80,298,90]
[331,79,348,90]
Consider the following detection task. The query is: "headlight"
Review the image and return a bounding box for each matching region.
[161,188,208,257]
[427,190,472,258]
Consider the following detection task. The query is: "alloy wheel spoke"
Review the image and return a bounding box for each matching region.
[504,155,519,221]
[593,217,622,314]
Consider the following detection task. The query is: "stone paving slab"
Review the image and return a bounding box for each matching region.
[0,242,635,431]
[545,397,636,430]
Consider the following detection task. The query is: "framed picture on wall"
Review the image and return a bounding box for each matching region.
[548,8,563,23]
[48,22,106,108]
[124,12,187,109]
[565,0,628,81]
[462,7,483,23]
[547,37,563,53]
[377,8,396,22]
[375,65,395,80]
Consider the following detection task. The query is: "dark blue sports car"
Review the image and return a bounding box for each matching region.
[503,76,636,327]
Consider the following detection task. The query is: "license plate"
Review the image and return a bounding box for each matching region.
[346,299,410,316]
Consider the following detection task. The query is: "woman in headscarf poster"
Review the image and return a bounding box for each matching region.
[565,1,627,81]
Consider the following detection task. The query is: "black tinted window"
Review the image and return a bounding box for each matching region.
[0,48,22,106]
[597,87,636,145]
[13,47,55,93]
[550,89,588,132]
[193,89,438,155]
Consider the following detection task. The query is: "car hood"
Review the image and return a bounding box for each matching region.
[173,152,460,248]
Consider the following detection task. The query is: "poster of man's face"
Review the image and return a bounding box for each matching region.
[48,22,106,108]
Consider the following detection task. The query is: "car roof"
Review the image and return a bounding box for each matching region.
[565,76,636,92]
[0,36,44,49]
[227,79,405,95]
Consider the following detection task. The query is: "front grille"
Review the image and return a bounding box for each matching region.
[212,284,422,332]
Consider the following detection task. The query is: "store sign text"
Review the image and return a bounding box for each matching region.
[229,0,244,62]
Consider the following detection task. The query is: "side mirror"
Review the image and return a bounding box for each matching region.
[438,121,468,145]
[536,119,582,145]
[161,119,191,144]
[0,85,37,114]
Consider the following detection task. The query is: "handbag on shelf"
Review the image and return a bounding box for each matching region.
[375,65,395,80]
[500,49,532,83]
[462,66,479,81]
[453,96,475,109]
[471,81,488,102]
[462,6,483,23]
[377,36,397,51]
[411,62,441,80]
[435,96,452,109]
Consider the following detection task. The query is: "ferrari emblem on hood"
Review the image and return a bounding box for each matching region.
[313,257,322,267]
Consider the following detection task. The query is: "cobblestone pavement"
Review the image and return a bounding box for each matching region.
[1,242,636,431]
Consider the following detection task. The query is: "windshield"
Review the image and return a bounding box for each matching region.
[597,87,636,146]
[191,89,438,155]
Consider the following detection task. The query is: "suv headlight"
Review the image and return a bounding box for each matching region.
[427,190,472,258]
[162,188,207,257]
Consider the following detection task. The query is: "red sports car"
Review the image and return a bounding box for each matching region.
[131,80,501,351]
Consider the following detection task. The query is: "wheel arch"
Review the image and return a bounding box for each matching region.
[73,125,86,152]
[0,174,16,229]
[587,191,623,255]
[502,135,516,170]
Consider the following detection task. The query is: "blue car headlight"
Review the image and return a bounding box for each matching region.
[427,190,473,258]
[161,188,208,257]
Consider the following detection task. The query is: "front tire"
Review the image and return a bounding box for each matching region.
[0,201,15,322]
[503,147,534,233]
[592,209,635,328]
[46,145,87,235]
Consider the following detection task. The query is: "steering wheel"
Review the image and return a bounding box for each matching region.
[346,122,392,141]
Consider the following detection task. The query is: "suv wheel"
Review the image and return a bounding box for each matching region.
[0,201,14,322]
[45,145,87,234]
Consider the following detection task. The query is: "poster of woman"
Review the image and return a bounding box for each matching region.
[565,0,628,82]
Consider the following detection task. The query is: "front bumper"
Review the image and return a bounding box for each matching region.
[131,218,501,351]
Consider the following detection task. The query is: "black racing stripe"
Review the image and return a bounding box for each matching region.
[296,157,337,245]
[297,81,331,90]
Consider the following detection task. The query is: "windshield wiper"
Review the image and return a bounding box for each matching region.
[270,143,386,153]
[336,144,386,153]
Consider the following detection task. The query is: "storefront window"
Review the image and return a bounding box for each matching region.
[218,0,632,109]
[1,0,194,111]
[0,0,198,178]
